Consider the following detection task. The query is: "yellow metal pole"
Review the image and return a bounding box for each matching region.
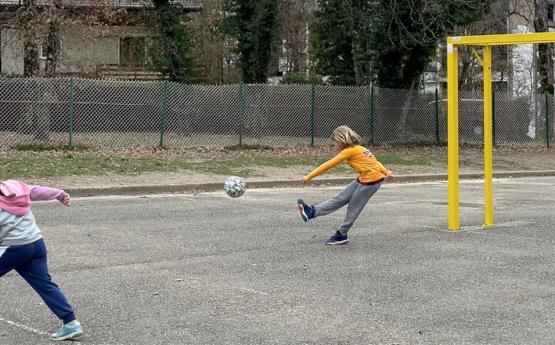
[447,42,460,230]
[471,47,483,66]
[483,45,494,227]
[449,32,555,46]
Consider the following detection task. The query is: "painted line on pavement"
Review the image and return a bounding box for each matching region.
[0,317,48,336]
[0,317,83,344]
[240,288,269,296]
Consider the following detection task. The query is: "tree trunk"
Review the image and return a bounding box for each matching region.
[396,80,417,139]
[534,0,553,94]
[45,23,59,76]
[19,0,40,77]
[23,43,39,77]
[45,0,63,77]
[34,95,51,141]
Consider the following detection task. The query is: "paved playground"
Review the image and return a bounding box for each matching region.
[1,177,554,345]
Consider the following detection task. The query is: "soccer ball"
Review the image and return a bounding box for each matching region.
[224,176,246,198]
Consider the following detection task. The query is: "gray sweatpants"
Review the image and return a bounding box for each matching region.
[314,179,381,235]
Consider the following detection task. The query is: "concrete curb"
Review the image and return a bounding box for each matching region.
[64,170,555,197]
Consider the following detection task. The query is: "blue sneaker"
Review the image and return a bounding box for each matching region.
[50,322,83,341]
[297,199,315,222]
[325,231,349,245]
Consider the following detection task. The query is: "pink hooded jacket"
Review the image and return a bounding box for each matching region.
[0,180,69,217]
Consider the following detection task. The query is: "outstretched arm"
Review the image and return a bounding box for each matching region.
[30,185,71,206]
[303,151,350,183]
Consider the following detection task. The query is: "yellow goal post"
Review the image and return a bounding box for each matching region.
[447,32,555,230]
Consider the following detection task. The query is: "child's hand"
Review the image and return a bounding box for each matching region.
[301,177,309,185]
[62,195,71,206]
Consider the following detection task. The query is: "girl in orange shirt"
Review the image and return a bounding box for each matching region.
[298,125,393,245]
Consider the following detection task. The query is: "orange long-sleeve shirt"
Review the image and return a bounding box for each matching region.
[304,145,391,183]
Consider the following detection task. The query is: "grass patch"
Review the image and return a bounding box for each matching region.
[378,154,441,165]
[224,144,273,151]
[13,143,91,152]
[0,151,439,180]
[0,154,264,179]
[231,155,328,167]
[460,159,474,167]
[386,141,446,148]
[494,159,530,170]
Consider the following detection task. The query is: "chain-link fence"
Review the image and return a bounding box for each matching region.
[0,77,553,150]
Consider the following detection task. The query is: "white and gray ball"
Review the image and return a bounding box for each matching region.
[224,176,246,198]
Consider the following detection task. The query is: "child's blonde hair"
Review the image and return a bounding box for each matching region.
[330,125,362,148]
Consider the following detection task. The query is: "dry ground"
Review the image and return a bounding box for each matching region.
[21,146,555,189]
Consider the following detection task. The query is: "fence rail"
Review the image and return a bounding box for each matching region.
[0,77,553,150]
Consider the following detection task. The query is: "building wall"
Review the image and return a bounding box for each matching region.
[59,27,120,71]
[1,28,23,75]
[59,26,150,71]
[1,25,150,76]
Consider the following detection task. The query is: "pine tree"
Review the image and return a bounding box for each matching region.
[310,0,357,85]
[223,0,280,83]
[311,0,494,88]
[16,0,40,77]
[149,1,195,82]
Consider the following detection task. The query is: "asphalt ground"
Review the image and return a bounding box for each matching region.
[0,177,554,345]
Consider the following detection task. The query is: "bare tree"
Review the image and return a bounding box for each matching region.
[509,0,553,94]
[278,0,316,76]
[16,0,40,76]
[387,0,494,47]
[45,0,63,76]
[453,0,512,91]
[189,0,240,84]
[533,0,553,93]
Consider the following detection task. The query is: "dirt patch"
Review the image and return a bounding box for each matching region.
[26,146,555,189]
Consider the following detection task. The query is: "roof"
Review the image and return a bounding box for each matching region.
[0,0,201,9]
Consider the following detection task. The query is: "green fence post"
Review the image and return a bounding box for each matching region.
[369,84,375,145]
[160,80,168,149]
[491,90,497,147]
[238,81,245,147]
[435,87,440,145]
[310,85,316,146]
[546,93,550,148]
[68,77,74,148]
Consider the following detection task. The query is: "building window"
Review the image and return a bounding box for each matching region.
[38,44,48,60]
[119,37,146,66]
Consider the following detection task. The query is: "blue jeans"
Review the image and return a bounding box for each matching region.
[0,239,76,324]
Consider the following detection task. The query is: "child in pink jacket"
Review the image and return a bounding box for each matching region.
[0,180,83,341]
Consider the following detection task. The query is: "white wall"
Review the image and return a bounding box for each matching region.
[1,28,24,75]
[1,26,150,75]
[58,26,120,71]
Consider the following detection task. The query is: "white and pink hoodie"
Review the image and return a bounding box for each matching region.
[0,180,69,246]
